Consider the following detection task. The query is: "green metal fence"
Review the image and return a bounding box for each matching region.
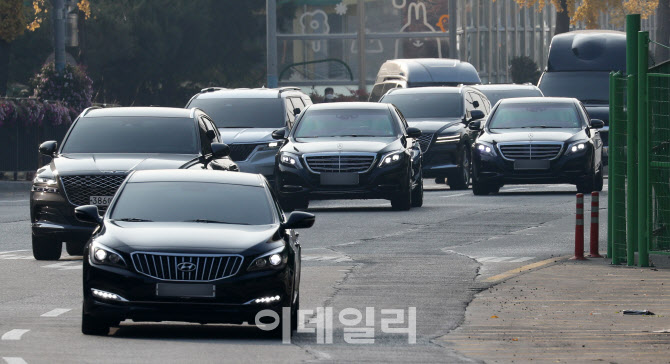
[649,73,670,255]
[608,72,628,264]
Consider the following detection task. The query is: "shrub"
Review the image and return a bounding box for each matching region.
[0,98,72,128]
[32,63,93,113]
[510,56,541,85]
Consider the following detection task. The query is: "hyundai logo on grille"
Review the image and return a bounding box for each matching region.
[177,262,197,272]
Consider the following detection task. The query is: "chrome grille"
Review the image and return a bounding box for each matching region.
[498,143,563,160]
[305,154,375,173]
[417,133,434,153]
[130,252,244,281]
[228,144,261,161]
[60,174,128,209]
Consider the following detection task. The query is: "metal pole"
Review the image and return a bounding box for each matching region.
[637,31,650,267]
[572,193,587,260]
[357,0,366,93]
[53,0,66,74]
[626,14,640,266]
[608,72,616,262]
[449,0,457,59]
[266,0,278,88]
[590,192,602,257]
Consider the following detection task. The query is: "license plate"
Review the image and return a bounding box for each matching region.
[320,173,359,185]
[90,196,114,206]
[156,283,215,298]
[514,160,551,170]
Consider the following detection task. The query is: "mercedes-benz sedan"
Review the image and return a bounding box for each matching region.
[77,170,314,336]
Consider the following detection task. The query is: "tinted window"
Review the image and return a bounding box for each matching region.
[479,89,543,106]
[61,117,198,154]
[188,98,285,128]
[369,84,385,102]
[382,93,464,119]
[294,109,398,138]
[111,182,274,225]
[488,103,582,129]
[538,72,609,103]
[198,119,212,155]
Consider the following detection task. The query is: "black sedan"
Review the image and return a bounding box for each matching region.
[273,102,423,211]
[470,97,604,194]
[76,169,314,336]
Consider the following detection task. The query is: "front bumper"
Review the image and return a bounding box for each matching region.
[276,159,409,201]
[83,258,294,324]
[30,189,96,242]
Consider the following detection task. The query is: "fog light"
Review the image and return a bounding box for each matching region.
[91,288,128,302]
[268,254,282,266]
[255,258,267,268]
[94,248,107,262]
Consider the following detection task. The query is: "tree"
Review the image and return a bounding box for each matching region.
[508,0,659,35]
[510,56,541,84]
[0,0,28,95]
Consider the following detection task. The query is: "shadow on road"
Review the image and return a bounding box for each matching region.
[111,322,283,342]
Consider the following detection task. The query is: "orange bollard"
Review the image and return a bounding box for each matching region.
[571,193,587,260]
[589,192,603,258]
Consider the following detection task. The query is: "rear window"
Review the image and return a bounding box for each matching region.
[111,182,274,225]
[538,72,609,104]
[188,98,285,128]
[61,117,198,154]
[294,109,398,138]
[381,93,464,119]
[480,89,543,106]
[488,103,582,129]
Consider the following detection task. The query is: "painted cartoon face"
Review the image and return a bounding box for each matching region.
[300,10,330,53]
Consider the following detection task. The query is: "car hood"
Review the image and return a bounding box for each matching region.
[100,222,283,256]
[218,128,277,144]
[287,137,400,154]
[406,118,463,133]
[52,154,198,175]
[483,128,584,143]
[584,105,609,123]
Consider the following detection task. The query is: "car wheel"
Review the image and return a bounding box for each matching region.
[594,166,604,192]
[411,171,424,208]
[576,172,596,194]
[471,175,490,196]
[434,177,446,184]
[66,241,85,256]
[448,146,470,190]
[291,292,300,332]
[391,173,412,211]
[81,312,110,336]
[32,234,62,261]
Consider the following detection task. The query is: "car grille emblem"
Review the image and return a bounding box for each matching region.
[176,262,197,272]
[528,133,534,140]
[337,143,343,150]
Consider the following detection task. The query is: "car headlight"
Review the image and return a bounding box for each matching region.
[567,141,587,154]
[435,133,460,144]
[279,152,300,167]
[378,151,404,167]
[89,241,126,268]
[258,141,283,151]
[31,176,59,193]
[475,141,496,156]
[248,247,287,271]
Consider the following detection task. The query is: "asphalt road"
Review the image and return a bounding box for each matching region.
[0,181,606,363]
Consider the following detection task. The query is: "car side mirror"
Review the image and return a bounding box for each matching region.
[468,120,482,131]
[211,142,230,158]
[590,119,605,129]
[282,211,315,229]
[272,128,287,140]
[74,205,102,225]
[469,110,485,122]
[293,108,301,116]
[406,127,422,139]
[39,141,58,157]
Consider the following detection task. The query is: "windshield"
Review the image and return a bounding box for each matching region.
[188,98,285,128]
[381,93,463,119]
[488,103,583,129]
[479,89,543,106]
[111,182,274,225]
[538,72,609,103]
[294,109,398,138]
[61,117,198,154]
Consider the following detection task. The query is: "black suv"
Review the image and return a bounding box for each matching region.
[379,86,490,189]
[30,107,237,260]
[185,87,313,180]
[273,102,423,211]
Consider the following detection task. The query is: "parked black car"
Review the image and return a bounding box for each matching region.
[185,87,313,180]
[77,170,314,336]
[379,86,489,189]
[470,97,604,195]
[30,107,237,261]
[273,102,423,211]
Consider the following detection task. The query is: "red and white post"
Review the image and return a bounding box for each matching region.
[571,193,587,260]
[589,192,602,257]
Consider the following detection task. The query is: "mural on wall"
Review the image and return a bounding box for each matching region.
[394,1,442,58]
[299,10,330,53]
[350,27,384,54]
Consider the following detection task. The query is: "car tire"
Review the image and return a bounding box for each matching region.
[81,312,110,336]
[66,241,85,256]
[291,292,300,332]
[576,172,596,194]
[32,235,62,261]
[434,177,446,184]
[472,176,490,196]
[448,146,470,190]
[391,176,412,211]
[594,167,604,192]
[411,171,424,208]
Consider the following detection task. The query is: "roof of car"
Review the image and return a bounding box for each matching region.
[384,86,466,95]
[473,84,540,91]
[128,170,265,186]
[306,102,390,111]
[193,87,304,100]
[84,107,193,118]
[377,58,481,84]
[498,97,577,104]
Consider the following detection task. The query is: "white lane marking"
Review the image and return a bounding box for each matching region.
[440,193,468,198]
[3,358,28,364]
[0,200,29,203]
[487,257,515,262]
[476,257,496,262]
[0,255,32,260]
[1,329,30,341]
[508,257,534,263]
[41,308,71,317]
[0,250,29,255]
[302,254,352,262]
[41,262,82,270]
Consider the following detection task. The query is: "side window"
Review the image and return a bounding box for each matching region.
[464,92,474,119]
[290,97,305,113]
[394,106,409,131]
[204,117,220,142]
[302,96,313,106]
[469,92,485,112]
[198,119,213,155]
[477,92,491,114]
[381,82,397,97]
[579,103,590,127]
[285,98,295,128]
[370,84,384,102]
